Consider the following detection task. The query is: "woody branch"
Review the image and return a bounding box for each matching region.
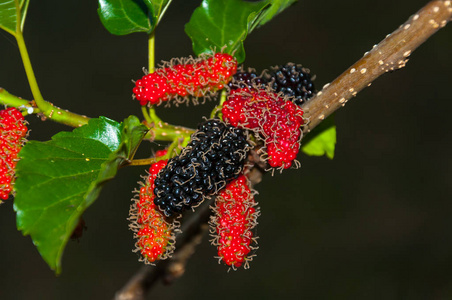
[302,0,452,132]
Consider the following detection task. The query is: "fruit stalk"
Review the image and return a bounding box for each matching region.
[0,89,36,114]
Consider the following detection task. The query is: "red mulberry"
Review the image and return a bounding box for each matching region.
[210,175,259,269]
[129,156,176,264]
[0,107,27,201]
[133,53,237,106]
[222,88,304,169]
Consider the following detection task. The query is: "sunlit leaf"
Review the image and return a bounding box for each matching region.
[302,115,336,159]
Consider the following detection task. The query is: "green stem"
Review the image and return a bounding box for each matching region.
[0,88,37,113]
[219,89,227,106]
[0,87,88,126]
[141,106,152,123]
[210,90,227,118]
[149,121,194,142]
[4,3,89,127]
[148,31,155,74]
[15,33,89,127]
[128,157,159,166]
[143,31,163,125]
[15,32,46,110]
[165,138,181,158]
[210,105,221,119]
[148,106,162,123]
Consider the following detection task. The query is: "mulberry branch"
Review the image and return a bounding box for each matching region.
[302,0,452,133]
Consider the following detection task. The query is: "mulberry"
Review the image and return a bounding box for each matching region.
[222,88,304,169]
[268,63,316,105]
[129,155,175,264]
[210,175,259,269]
[0,107,27,201]
[228,69,267,90]
[133,53,237,106]
[153,119,252,217]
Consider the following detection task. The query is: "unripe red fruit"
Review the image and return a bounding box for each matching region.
[222,88,304,169]
[154,149,168,158]
[210,175,259,269]
[130,154,176,263]
[0,107,27,201]
[133,53,237,105]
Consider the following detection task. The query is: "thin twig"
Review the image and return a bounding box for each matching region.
[114,1,451,299]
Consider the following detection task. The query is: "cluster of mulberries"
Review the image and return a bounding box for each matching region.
[210,175,259,269]
[153,119,252,217]
[0,107,27,201]
[127,58,318,269]
[222,88,304,169]
[129,155,176,264]
[133,53,237,105]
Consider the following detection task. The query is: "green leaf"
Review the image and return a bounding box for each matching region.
[143,0,172,26]
[0,0,30,35]
[185,0,270,64]
[83,115,148,209]
[97,0,152,35]
[14,116,148,274]
[301,115,336,159]
[257,0,297,27]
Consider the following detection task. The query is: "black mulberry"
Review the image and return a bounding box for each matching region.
[153,119,252,217]
[228,70,267,90]
[268,63,316,105]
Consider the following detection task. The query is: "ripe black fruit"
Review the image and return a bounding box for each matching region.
[269,63,316,105]
[154,119,252,217]
[228,71,267,90]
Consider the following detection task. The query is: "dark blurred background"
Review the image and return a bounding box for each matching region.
[1,0,451,299]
